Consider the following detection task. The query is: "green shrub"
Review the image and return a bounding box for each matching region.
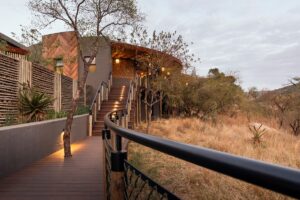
[18,83,54,122]
[45,106,88,120]
[75,106,89,115]
[248,124,267,145]
[46,109,67,120]
[4,114,16,126]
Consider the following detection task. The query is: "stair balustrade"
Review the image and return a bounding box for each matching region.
[89,72,112,136]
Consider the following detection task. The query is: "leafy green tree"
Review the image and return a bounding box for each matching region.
[158,68,244,121]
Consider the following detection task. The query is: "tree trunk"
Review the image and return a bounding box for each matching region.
[144,93,148,123]
[144,75,148,123]
[279,117,283,129]
[63,90,81,157]
[159,94,162,119]
[147,108,152,134]
[63,64,88,157]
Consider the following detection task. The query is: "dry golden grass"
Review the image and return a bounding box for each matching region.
[128,115,300,200]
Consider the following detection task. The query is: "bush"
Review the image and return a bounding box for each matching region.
[46,106,89,120]
[248,124,267,145]
[46,110,67,120]
[75,106,89,115]
[4,114,17,126]
[18,83,54,122]
[159,68,245,120]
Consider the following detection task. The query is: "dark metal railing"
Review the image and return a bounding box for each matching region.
[124,160,180,200]
[103,74,300,199]
[104,116,300,199]
[103,130,113,200]
[102,115,179,200]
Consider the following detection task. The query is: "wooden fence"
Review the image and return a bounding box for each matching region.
[0,54,19,125]
[0,51,28,61]
[0,52,85,126]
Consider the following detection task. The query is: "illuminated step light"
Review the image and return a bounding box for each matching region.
[115,58,120,64]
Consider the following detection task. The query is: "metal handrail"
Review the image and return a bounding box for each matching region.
[88,72,112,136]
[89,72,111,111]
[125,81,132,111]
[104,111,300,199]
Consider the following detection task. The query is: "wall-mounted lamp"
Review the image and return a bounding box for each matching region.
[115,58,120,64]
[54,58,64,74]
[161,67,165,72]
[185,82,189,86]
[167,72,171,76]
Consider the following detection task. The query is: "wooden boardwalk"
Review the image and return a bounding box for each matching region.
[0,137,105,200]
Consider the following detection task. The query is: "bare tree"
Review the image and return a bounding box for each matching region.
[128,27,198,132]
[272,94,292,129]
[290,118,300,136]
[11,26,44,63]
[28,0,141,157]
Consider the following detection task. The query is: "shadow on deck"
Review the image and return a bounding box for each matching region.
[0,137,104,200]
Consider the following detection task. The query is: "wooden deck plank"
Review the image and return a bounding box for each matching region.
[0,137,105,200]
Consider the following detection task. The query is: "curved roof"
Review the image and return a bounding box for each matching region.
[111,41,182,68]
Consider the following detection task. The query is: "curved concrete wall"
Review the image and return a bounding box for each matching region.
[79,38,112,105]
[0,114,88,178]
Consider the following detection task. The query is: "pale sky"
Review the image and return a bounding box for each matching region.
[1,0,300,90]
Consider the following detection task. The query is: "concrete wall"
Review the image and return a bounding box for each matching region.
[0,114,88,178]
[79,37,112,105]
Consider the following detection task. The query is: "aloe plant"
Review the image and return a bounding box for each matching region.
[18,83,54,122]
[248,123,267,145]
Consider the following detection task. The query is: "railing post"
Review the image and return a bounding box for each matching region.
[93,103,97,123]
[110,134,126,200]
[98,92,101,111]
[124,112,128,128]
[116,112,120,126]
[121,112,126,128]
[89,110,93,137]
[106,87,109,101]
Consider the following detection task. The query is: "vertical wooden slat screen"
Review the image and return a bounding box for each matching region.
[61,75,73,111]
[0,51,28,61]
[32,63,55,109]
[54,73,61,112]
[18,59,32,86]
[72,80,78,98]
[0,54,19,125]
[0,53,84,126]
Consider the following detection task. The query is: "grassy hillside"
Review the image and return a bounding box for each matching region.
[128,116,300,200]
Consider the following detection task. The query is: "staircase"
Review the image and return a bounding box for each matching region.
[92,84,136,136]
